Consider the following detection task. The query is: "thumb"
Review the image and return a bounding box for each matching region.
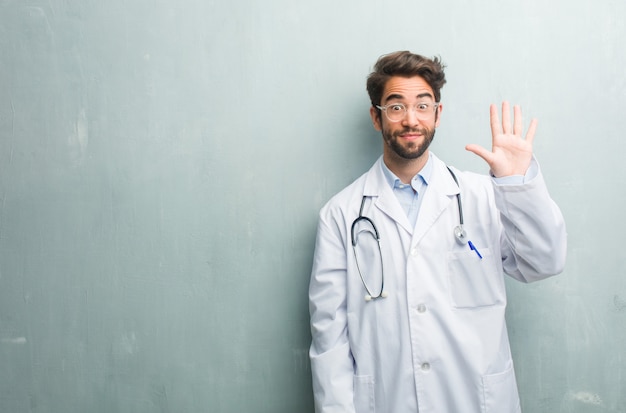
[465,144,494,165]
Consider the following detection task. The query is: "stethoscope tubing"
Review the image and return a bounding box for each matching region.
[351,166,466,301]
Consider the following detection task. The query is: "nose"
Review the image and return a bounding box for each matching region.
[401,107,420,126]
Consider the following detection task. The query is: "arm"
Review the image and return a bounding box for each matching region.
[309,207,356,412]
[494,159,567,281]
[466,102,567,281]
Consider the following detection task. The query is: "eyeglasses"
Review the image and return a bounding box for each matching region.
[376,101,440,122]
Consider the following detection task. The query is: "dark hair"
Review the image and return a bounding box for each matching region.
[366,51,446,111]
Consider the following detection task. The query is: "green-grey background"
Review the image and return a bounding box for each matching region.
[1,0,624,412]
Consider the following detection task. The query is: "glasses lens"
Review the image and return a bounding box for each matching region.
[385,102,437,122]
[386,104,405,122]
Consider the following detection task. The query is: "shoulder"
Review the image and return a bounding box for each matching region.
[320,171,368,218]
[319,158,382,215]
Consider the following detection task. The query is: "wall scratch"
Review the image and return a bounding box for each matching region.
[1,337,27,345]
[10,97,15,165]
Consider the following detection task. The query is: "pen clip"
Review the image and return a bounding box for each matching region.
[468,241,483,259]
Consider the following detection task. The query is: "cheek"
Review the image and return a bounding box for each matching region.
[379,117,396,134]
[383,121,402,136]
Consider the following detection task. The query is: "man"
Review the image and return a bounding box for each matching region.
[308,51,567,412]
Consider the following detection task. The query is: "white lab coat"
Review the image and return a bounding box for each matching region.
[309,153,566,413]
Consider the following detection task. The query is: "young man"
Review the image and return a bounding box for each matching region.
[308,51,567,413]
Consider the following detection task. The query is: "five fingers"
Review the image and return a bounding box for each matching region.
[490,101,537,143]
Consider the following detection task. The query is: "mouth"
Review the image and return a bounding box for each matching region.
[398,132,422,141]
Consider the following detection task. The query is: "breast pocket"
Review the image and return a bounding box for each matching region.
[447,247,505,308]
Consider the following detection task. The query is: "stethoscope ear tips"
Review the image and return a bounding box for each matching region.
[454,225,467,245]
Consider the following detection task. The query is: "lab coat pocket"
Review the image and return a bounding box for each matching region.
[448,247,505,308]
[353,375,375,413]
[482,365,521,413]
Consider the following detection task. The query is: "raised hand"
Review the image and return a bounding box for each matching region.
[465,101,537,177]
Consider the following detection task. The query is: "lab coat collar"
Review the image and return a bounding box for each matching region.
[412,157,460,246]
[362,153,460,238]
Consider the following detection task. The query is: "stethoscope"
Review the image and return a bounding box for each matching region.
[351,166,474,302]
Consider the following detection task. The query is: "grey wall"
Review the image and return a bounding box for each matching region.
[0,0,624,412]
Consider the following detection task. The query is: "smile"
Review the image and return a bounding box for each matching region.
[398,133,422,141]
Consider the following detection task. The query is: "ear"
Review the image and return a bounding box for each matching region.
[370,106,382,131]
[434,103,443,128]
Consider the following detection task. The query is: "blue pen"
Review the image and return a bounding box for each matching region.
[468,241,483,259]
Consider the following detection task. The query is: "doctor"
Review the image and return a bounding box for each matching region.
[308,51,567,413]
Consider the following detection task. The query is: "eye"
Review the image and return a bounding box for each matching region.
[388,104,405,112]
[416,103,430,111]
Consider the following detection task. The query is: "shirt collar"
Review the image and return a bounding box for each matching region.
[381,152,433,191]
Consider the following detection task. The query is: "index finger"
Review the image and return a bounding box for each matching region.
[490,104,501,138]
[525,118,538,145]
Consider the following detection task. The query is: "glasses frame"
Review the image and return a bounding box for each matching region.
[376,101,440,123]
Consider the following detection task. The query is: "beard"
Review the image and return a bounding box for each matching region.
[382,125,436,160]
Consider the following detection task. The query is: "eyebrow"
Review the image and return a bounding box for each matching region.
[383,92,434,103]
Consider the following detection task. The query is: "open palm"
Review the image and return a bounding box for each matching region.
[466,101,536,177]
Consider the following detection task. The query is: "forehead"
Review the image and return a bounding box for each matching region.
[382,76,435,102]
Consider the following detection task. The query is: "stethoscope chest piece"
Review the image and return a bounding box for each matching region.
[454,225,467,245]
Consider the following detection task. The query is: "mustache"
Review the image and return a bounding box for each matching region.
[393,127,426,137]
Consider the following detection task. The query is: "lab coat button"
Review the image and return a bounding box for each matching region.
[421,363,430,371]
[417,304,427,313]
[410,248,418,256]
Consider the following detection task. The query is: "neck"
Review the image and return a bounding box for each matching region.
[383,151,429,184]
